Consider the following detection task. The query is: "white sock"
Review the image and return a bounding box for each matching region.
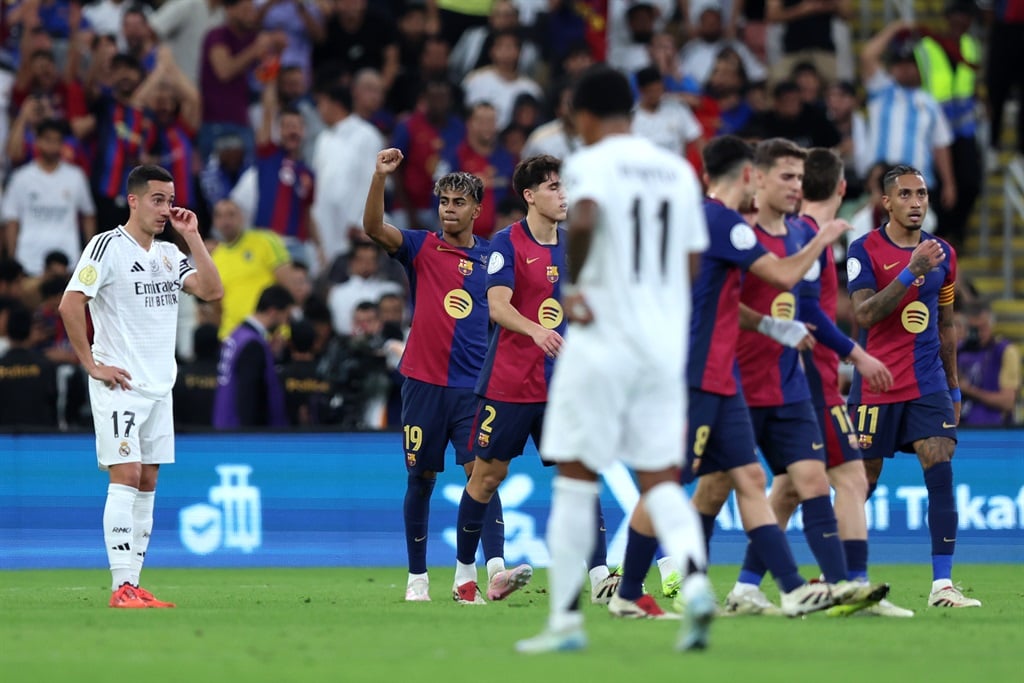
[486,557,506,581]
[547,476,599,632]
[733,581,758,594]
[407,572,428,585]
[588,565,609,586]
[657,555,676,581]
[645,482,707,583]
[129,490,155,586]
[932,579,952,593]
[454,561,477,586]
[103,483,137,591]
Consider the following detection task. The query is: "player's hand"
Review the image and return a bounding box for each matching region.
[757,317,814,349]
[818,218,853,245]
[375,148,404,176]
[908,239,945,277]
[531,326,564,359]
[90,364,132,391]
[169,207,200,237]
[848,346,894,393]
[564,291,594,326]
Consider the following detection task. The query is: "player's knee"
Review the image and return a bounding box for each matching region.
[833,467,868,501]
[731,463,767,497]
[695,472,732,511]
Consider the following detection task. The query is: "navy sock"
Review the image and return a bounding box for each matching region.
[747,524,804,593]
[801,494,847,584]
[737,542,767,586]
[619,528,658,600]
[924,461,957,580]
[480,490,504,562]
[456,489,489,565]
[700,513,716,559]
[588,500,608,569]
[403,475,435,574]
[844,539,869,581]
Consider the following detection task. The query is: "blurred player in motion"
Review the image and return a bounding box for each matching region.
[846,165,979,608]
[59,165,224,608]
[452,154,613,605]
[516,65,714,654]
[363,151,505,602]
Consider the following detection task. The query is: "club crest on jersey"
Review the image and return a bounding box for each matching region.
[546,265,559,283]
[119,441,131,457]
[912,275,925,287]
[858,434,873,449]
[444,288,473,319]
[78,265,98,285]
[458,258,474,276]
[477,433,490,448]
[162,255,173,272]
[406,452,416,467]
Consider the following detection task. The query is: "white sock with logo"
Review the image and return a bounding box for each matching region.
[546,476,598,632]
[129,490,155,586]
[104,483,137,591]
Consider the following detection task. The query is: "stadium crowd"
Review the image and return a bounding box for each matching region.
[0,0,1019,430]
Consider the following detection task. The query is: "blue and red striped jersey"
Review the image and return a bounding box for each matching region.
[475,220,567,402]
[392,229,491,388]
[151,116,195,209]
[92,92,155,199]
[252,145,315,240]
[847,228,957,404]
[687,199,768,395]
[737,218,813,407]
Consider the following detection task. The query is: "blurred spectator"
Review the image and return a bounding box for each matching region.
[733,0,770,62]
[10,47,91,138]
[213,283,293,428]
[461,28,542,131]
[172,323,221,428]
[741,80,840,148]
[0,296,17,356]
[0,305,58,428]
[642,30,702,102]
[149,0,225,85]
[766,0,852,85]
[210,198,292,339]
[958,300,1021,426]
[376,290,406,428]
[791,60,825,110]
[255,0,323,82]
[607,0,660,73]
[390,78,465,231]
[522,78,579,160]
[847,161,890,249]
[441,101,515,238]
[314,0,400,90]
[198,0,285,162]
[20,249,68,309]
[914,3,982,251]
[860,23,956,230]
[231,79,322,267]
[0,259,26,299]
[277,318,331,426]
[248,64,324,162]
[82,0,132,37]
[679,3,766,88]
[388,33,456,117]
[311,82,384,267]
[352,67,395,136]
[449,0,540,83]
[632,66,704,158]
[199,133,249,221]
[428,0,492,50]
[1,119,95,276]
[280,259,314,310]
[34,273,77,365]
[494,193,527,232]
[825,79,867,196]
[327,241,402,336]
[121,5,157,71]
[985,0,1024,156]
[132,46,201,210]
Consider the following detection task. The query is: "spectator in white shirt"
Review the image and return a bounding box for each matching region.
[522,79,580,160]
[327,242,402,336]
[462,28,542,131]
[679,3,766,87]
[631,66,703,157]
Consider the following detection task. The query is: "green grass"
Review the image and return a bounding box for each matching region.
[1,565,1020,683]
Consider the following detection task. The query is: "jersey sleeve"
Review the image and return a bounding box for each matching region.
[705,209,767,270]
[563,152,606,207]
[259,231,291,270]
[485,229,516,290]
[175,246,197,286]
[939,239,957,306]
[679,164,709,253]
[391,228,428,268]
[66,233,112,298]
[845,236,877,294]
[0,172,23,222]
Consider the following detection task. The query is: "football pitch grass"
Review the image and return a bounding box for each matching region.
[2,564,1020,683]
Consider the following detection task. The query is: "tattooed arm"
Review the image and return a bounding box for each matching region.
[852,239,946,328]
[937,301,961,423]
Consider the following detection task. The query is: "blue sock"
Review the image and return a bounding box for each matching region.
[480,490,504,562]
[404,474,435,574]
[588,500,608,569]
[738,543,767,586]
[924,461,957,580]
[619,528,658,600]
[844,540,869,581]
[747,524,804,593]
[700,513,716,559]
[801,494,847,584]
[456,489,489,565]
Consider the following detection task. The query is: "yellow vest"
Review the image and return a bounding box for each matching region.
[437,0,492,16]
[914,34,978,103]
[212,230,290,339]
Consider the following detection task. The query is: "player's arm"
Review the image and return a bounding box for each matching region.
[852,239,945,328]
[488,285,563,358]
[739,302,815,350]
[362,149,405,254]
[58,290,133,390]
[747,218,850,291]
[562,198,598,324]
[937,299,961,423]
[173,208,224,302]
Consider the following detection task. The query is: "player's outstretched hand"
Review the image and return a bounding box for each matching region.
[531,326,564,359]
[849,346,894,393]
[91,363,132,391]
[564,292,593,327]
[909,239,945,276]
[169,207,200,237]
[819,218,853,245]
[375,148,404,176]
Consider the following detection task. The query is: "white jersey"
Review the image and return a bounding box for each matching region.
[561,134,708,369]
[0,161,95,275]
[67,227,197,399]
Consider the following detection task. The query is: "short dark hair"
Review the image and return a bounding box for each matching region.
[193,323,221,361]
[110,52,143,74]
[316,83,352,111]
[434,172,485,204]
[35,118,68,138]
[702,135,754,180]
[127,165,174,196]
[290,319,317,353]
[279,105,303,120]
[635,66,661,89]
[354,300,378,315]
[39,275,68,300]
[512,154,561,198]
[572,65,633,120]
[256,284,295,312]
[753,137,807,169]
[29,49,55,63]
[6,306,32,342]
[123,4,149,20]
[44,251,70,268]
[802,148,844,202]
[490,27,522,49]
[772,80,800,100]
[961,299,992,318]
[0,259,25,283]
[882,164,925,194]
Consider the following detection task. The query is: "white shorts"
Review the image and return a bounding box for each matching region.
[540,331,686,473]
[89,378,175,471]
